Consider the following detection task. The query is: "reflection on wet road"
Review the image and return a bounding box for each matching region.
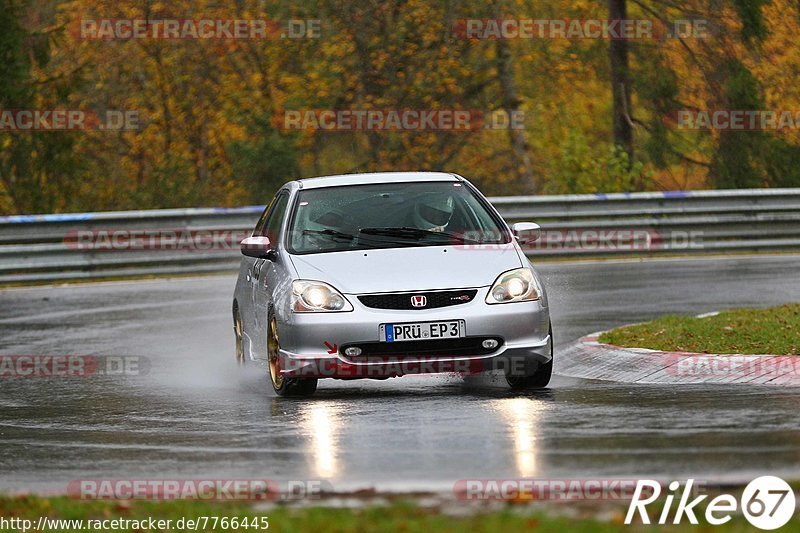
[1,254,800,492]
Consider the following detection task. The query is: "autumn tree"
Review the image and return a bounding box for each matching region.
[0,0,82,214]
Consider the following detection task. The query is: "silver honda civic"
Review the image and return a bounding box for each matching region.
[232,172,552,396]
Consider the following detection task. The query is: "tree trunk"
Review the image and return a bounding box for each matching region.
[496,37,536,194]
[608,0,634,163]
[494,0,535,194]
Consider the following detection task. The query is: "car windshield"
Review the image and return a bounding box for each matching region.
[287,181,510,255]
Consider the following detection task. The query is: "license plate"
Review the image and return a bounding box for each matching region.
[379,320,465,342]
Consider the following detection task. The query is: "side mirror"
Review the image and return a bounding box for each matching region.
[512,222,541,244]
[240,236,274,259]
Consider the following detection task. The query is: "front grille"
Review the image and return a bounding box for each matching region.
[358,289,478,310]
[340,337,503,358]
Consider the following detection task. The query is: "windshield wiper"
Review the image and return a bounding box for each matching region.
[302,229,355,241]
[358,227,482,243]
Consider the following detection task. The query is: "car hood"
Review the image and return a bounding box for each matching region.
[288,244,523,294]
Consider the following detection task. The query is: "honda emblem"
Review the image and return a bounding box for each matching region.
[411,295,427,308]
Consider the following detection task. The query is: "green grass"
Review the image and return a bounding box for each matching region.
[599,304,800,355]
[0,496,610,532]
[0,495,792,532]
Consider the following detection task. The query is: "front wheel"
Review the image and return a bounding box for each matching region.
[233,305,245,365]
[268,315,318,397]
[505,326,553,390]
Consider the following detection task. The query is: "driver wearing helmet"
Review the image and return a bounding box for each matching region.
[411,193,454,232]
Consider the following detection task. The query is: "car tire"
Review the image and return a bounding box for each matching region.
[233,303,245,365]
[505,326,553,390]
[267,314,318,397]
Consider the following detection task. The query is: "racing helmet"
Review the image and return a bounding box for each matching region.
[412,193,454,232]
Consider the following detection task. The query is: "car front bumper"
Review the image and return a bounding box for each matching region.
[276,287,551,379]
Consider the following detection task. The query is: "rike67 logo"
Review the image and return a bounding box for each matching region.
[626,476,796,530]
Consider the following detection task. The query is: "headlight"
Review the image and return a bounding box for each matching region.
[485,268,541,304]
[292,280,353,312]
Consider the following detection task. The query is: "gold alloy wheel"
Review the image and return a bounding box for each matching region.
[268,317,283,388]
[234,310,245,365]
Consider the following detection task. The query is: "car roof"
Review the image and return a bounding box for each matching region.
[294,171,461,189]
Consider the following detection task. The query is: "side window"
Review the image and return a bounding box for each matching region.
[261,192,290,246]
[252,198,275,237]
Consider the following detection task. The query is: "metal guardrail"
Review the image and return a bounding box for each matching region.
[1,188,799,284]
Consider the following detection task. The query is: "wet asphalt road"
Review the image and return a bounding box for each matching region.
[1,254,799,493]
